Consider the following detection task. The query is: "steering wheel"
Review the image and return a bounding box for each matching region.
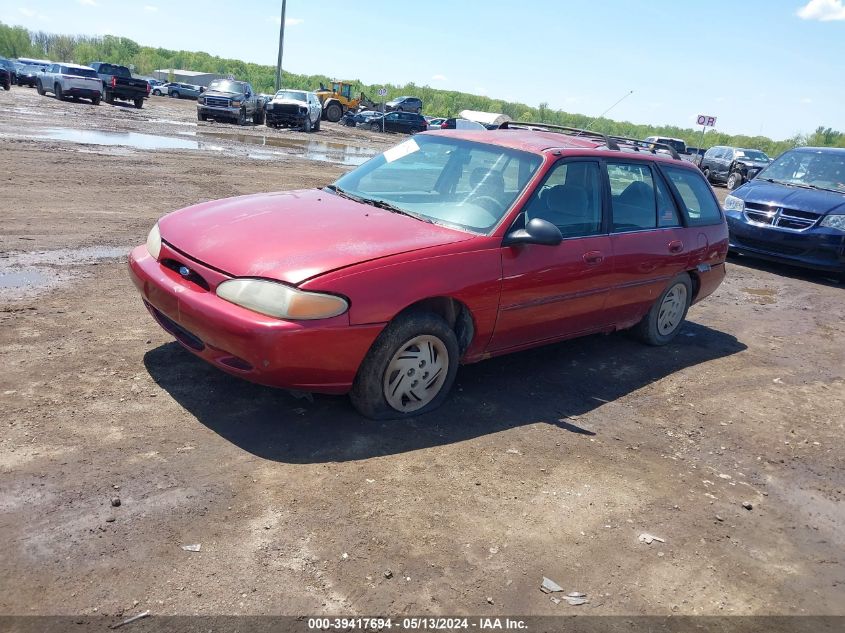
[473,195,505,215]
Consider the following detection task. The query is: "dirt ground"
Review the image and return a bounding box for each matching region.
[1,87,843,619]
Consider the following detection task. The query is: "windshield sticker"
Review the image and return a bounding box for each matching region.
[383,139,420,164]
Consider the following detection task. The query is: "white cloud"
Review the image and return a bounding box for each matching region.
[271,16,305,26]
[18,7,35,16]
[797,0,845,21]
[144,5,158,11]
[431,74,447,81]
[79,0,97,6]
[801,97,813,103]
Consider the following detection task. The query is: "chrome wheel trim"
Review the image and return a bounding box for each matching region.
[383,334,449,413]
[657,284,688,336]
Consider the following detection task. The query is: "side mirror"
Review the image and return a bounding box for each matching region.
[503,217,562,247]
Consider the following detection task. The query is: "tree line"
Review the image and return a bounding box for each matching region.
[2,22,843,154]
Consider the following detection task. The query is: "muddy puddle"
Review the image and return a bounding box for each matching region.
[0,246,128,300]
[35,128,199,150]
[196,131,378,165]
[24,127,378,165]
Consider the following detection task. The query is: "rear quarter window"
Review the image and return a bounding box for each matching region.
[662,166,723,226]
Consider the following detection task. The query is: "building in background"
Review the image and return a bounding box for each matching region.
[152,69,224,87]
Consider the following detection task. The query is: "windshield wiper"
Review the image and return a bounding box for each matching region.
[325,186,433,223]
[760,178,814,190]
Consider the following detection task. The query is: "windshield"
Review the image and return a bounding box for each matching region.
[64,66,98,78]
[332,135,542,233]
[274,90,307,101]
[736,149,769,162]
[761,150,845,192]
[209,80,246,93]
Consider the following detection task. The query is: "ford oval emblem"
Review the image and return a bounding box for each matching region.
[178,266,190,277]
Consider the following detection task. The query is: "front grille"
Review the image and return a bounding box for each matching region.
[733,236,806,256]
[272,103,302,114]
[204,96,229,108]
[146,303,205,351]
[744,203,820,231]
[161,259,210,290]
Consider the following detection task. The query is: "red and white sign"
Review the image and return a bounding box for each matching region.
[697,114,717,127]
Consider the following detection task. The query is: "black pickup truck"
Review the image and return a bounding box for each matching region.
[90,62,149,109]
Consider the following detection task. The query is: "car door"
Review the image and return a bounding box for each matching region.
[384,112,400,132]
[489,159,615,352]
[602,160,690,327]
[715,148,731,182]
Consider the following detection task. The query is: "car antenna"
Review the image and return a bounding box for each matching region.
[575,90,634,137]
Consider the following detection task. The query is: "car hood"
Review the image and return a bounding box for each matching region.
[270,97,307,106]
[735,180,845,215]
[737,159,770,168]
[203,89,243,98]
[159,189,474,284]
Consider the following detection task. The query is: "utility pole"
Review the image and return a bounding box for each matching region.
[274,0,287,91]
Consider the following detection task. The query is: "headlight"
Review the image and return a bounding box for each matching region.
[231,100,242,107]
[820,214,845,231]
[266,103,274,110]
[146,222,161,260]
[198,97,205,104]
[724,195,745,213]
[216,279,348,320]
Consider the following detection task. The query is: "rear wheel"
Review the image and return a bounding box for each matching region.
[92,94,100,105]
[727,172,743,191]
[133,97,144,109]
[170,91,180,99]
[370,122,381,132]
[104,90,114,104]
[633,273,692,346]
[2,78,10,91]
[350,311,459,420]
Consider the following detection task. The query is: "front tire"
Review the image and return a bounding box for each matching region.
[198,112,207,121]
[36,80,45,95]
[55,83,64,100]
[702,167,711,182]
[237,108,246,125]
[302,116,312,133]
[313,116,321,131]
[633,273,692,346]
[325,103,342,122]
[152,89,161,96]
[727,172,743,191]
[253,108,264,125]
[350,312,460,420]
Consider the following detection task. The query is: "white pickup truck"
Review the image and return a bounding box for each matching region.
[36,63,102,105]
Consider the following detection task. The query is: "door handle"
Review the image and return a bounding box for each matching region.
[668,240,684,254]
[583,251,604,265]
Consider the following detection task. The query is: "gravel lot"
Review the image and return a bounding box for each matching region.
[1,87,843,619]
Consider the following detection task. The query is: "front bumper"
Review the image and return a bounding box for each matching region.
[726,214,845,273]
[128,245,384,394]
[265,110,307,125]
[198,105,240,119]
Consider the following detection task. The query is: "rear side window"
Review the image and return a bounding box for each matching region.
[607,162,657,231]
[662,166,722,226]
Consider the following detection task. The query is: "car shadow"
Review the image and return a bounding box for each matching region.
[143,321,746,464]
[728,253,843,287]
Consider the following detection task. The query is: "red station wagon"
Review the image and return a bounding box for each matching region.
[129,124,728,419]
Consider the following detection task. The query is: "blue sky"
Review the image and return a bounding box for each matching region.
[2,0,844,139]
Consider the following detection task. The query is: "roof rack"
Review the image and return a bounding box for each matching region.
[498,121,682,160]
[498,121,620,151]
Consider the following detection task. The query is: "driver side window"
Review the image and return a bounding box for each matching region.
[522,160,603,237]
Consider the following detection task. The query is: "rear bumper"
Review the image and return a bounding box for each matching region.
[128,245,384,394]
[65,88,101,98]
[727,216,845,273]
[109,88,146,99]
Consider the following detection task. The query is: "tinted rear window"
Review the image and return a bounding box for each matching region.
[63,66,98,78]
[96,63,130,77]
[662,166,722,226]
